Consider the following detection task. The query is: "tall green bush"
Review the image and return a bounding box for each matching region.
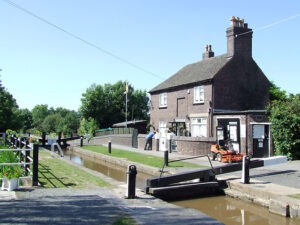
[267,95,300,160]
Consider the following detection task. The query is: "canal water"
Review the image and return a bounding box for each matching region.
[63,150,299,225]
[63,150,152,188]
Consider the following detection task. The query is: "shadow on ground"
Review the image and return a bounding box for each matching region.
[0,195,125,224]
[38,163,76,188]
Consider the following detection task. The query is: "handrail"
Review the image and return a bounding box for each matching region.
[0,149,33,151]
[159,154,215,178]
[0,162,32,166]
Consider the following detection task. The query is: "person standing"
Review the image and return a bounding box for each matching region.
[144,130,156,150]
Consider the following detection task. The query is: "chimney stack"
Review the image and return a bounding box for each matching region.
[202,44,214,60]
[227,16,253,58]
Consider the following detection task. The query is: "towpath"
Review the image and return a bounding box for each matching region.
[0,145,223,225]
[104,143,300,189]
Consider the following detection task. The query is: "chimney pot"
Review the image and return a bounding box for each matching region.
[240,19,244,27]
[236,17,240,27]
[244,23,248,29]
[202,44,214,60]
[230,16,236,27]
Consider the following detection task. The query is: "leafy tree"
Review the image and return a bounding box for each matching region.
[42,114,62,133]
[20,108,33,132]
[38,108,80,136]
[78,117,98,140]
[269,81,287,102]
[0,79,22,131]
[32,104,50,130]
[80,81,149,128]
[267,95,300,160]
[57,111,80,136]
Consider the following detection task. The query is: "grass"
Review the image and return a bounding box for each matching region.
[38,149,109,188]
[82,145,206,169]
[112,216,138,225]
[289,194,300,200]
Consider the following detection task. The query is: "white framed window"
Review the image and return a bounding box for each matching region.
[191,117,207,137]
[159,92,167,107]
[194,86,204,103]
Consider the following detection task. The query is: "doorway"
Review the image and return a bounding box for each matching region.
[252,124,269,158]
[217,119,240,153]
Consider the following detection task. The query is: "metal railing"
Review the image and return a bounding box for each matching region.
[1,135,39,186]
[95,127,134,136]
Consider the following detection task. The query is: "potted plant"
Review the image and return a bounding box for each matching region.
[0,151,22,191]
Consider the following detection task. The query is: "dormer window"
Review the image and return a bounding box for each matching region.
[194,86,204,103]
[159,92,167,107]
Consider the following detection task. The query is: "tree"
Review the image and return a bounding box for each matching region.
[80,81,149,128]
[42,114,62,133]
[20,108,33,132]
[57,111,80,136]
[269,81,287,102]
[32,104,50,130]
[0,79,22,131]
[267,95,300,160]
[36,107,80,136]
[78,117,98,140]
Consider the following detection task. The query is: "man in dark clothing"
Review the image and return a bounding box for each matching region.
[144,131,156,150]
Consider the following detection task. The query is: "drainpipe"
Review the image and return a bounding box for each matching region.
[210,81,214,137]
[245,114,248,155]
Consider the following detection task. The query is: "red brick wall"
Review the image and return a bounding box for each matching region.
[150,83,212,132]
[173,136,216,156]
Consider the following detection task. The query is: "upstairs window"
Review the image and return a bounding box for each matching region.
[159,92,167,107]
[194,86,204,103]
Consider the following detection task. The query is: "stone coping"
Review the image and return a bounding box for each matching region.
[219,176,300,218]
[71,146,165,177]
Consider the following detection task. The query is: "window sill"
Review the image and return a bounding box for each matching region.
[193,102,204,105]
[159,106,167,109]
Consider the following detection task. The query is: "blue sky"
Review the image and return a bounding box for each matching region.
[0,0,299,111]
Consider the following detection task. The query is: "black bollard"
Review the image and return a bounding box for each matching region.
[164,150,169,166]
[241,155,250,184]
[32,144,39,186]
[108,140,111,154]
[42,132,46,146]
[80,137,83,147]
[58,132,62,145]
[127,165,137,199]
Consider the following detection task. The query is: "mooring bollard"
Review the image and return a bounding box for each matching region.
[164,150,169,166]
[127,165,137,199]
[241,155,250,184]
[108,140,111,154]
[80,137,83,147]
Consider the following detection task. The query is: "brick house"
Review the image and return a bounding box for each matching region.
[149,17,272,158]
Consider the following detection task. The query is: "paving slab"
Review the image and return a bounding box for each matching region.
[0,188,223,225]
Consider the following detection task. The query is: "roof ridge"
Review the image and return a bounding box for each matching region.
[149,54,229,93]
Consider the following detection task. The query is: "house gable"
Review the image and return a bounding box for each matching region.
[213,56,270,111]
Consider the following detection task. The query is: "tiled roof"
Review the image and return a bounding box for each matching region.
[150,54,230,93]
